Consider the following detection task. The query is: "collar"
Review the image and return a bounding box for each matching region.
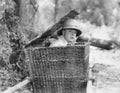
[59,36,68,45]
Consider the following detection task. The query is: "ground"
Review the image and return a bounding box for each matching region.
[88,46,120,93]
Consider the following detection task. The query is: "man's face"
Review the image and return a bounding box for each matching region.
[63,29,77,44]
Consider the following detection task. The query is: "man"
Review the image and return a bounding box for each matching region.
[49,19,82,47]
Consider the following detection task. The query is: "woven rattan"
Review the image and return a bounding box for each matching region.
[26,42,89,93]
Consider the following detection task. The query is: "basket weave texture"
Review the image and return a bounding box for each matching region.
[26,42,89,93]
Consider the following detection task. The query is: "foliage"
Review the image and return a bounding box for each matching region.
[0,0,30,79]
[0,0,37,73]
[0,1,31,92]
[0,24,11,65]
[0,68,21,91]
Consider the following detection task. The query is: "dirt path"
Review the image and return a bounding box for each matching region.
[88,46,120,93]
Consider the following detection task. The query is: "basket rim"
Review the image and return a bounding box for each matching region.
[25,42,90,50]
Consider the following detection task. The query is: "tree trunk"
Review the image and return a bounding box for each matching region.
[77,36,115,50]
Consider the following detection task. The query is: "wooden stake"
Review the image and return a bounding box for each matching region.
[2,77,31,93]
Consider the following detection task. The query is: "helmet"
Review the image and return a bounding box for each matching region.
[57,19,82,36]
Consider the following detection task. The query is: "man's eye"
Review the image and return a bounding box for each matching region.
[69,30,73,33]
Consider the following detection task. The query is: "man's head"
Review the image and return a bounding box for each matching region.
[58,19,82,44]
[62,29,77,44]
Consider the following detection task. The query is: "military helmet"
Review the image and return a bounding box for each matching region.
[57,19,82,36]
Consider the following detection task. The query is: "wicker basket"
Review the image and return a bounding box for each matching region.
[26,42,89,93]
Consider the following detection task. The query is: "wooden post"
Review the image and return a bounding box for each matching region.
[2,77,31,93]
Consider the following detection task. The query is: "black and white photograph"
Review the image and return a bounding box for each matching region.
[0,0,120,93]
